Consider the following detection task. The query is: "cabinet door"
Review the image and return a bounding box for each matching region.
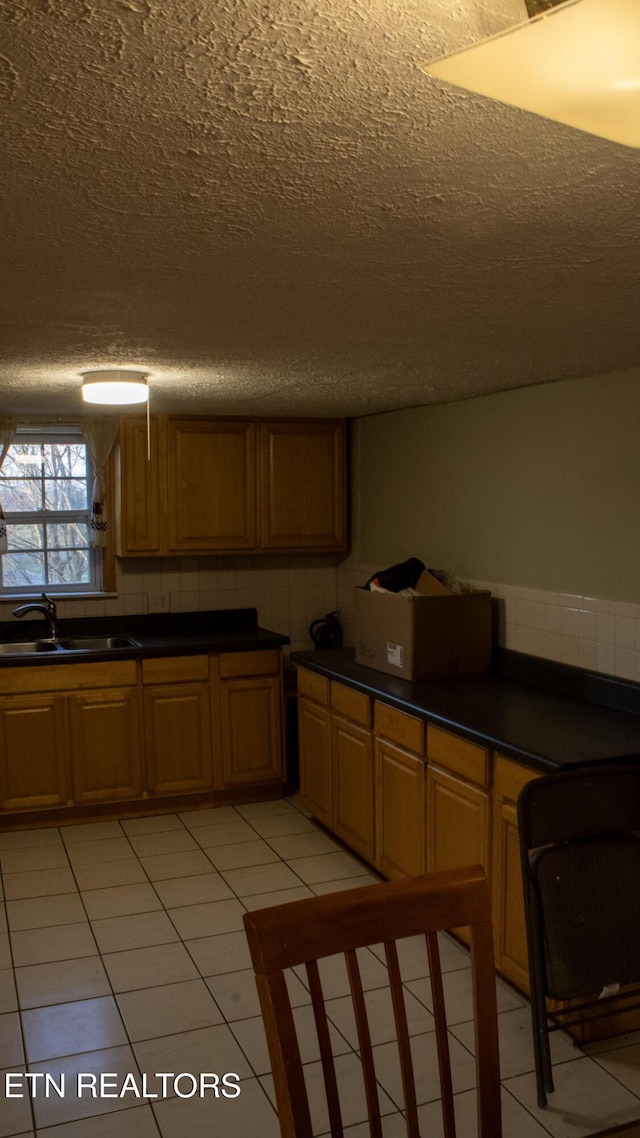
[491,756,538,993]
[332,714,374,862]
[260,420,346,550]
[69,688,143,803]
[426,766,490,876]
[426,765,490,944]
[219,675,283,787]
[298,696,332,827]
[167,419,256,551]
[375,738,425,879]
[0,695,70,811]
[117,415,163,555]
[144,681,213,795]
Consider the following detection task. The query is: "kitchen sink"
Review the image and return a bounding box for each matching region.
[56,636,140,651]
[0,640,59,654]
[55,637,138,655]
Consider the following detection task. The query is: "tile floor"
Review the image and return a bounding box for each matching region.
[1,796,640,1138]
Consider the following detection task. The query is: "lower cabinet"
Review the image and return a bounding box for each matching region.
[298,694,332,827]
[143,656,213,795]
[215,650,284,788]
[0,648,285,820]
[375,737,425,879]
[331,681,374,861]
[491,752,539,993]
[426,725,491,874]
[374,703,426,879]
[0,694,70,811]
[69,687,143,804]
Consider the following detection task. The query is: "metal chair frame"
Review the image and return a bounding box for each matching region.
[518,762,640,1108]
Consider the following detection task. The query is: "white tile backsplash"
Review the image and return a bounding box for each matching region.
[0,554,342,655]
[467,577,640,684]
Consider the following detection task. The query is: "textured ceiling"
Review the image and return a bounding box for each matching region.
[2,0,639,418]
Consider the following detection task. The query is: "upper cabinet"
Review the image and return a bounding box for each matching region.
[116,415,346,557]
[167,419,256,552]
[260,420,346,551]
[116,415,163,555]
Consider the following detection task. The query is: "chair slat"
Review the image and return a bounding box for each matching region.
[427,931,456,1138]
[385,939,420,1138]
[255,971,314,1138]
[345,948,383,1138]
[243,866,502,1138]
[470,921,503,1138]
[307,958,344,1138]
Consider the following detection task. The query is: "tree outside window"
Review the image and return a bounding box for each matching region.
[0,430,100,593]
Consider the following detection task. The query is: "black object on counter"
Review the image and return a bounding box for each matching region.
[309,611,343,649]
[365,557,425,592]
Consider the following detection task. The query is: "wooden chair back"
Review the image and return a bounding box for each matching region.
[243,865,501,1138]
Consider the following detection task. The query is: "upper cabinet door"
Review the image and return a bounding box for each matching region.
[260,420,347,551]
[117,416,163,555]
[167,420,257,551]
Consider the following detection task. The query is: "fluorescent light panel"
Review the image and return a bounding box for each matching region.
[422,0,640,148]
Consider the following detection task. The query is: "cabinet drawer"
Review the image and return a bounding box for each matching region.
[219,650,280,678]
[142,655,209,685]
[374,702,423,754]
[297,666,329,705]
[493,752,539,800]
[0,660,137,695]
[331,681,370,727]
[427,725,490,788]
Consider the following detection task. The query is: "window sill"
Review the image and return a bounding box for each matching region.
[0,592,119,602]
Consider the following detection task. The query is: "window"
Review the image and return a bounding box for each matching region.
[0,427,101,594]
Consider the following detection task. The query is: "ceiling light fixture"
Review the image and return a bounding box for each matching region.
[422,0,640,148]
[81,369,149,406]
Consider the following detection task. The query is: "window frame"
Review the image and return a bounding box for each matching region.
[0,425,102,596]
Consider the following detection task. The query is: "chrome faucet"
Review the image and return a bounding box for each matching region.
[12,592,58,640]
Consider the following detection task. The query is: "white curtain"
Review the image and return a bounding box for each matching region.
[81,418,118,548]
[0,417,17,554]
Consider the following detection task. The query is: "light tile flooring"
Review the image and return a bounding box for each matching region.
[1,796,640,1138]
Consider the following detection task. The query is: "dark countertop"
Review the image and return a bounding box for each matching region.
[0,608,289,668]
[290,648,640,774]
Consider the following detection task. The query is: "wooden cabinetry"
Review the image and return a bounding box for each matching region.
[260,420,346,551]
[374,703,425,879]
[0,648,284,820]
[214,650,284,789]
[0,694,70,811]
[426,726,491,944]
[298,669,332,827]
[116,415,347,556]
[491,753,539,992]
[167,419,256,551]
[116,415,163,555]
[69,686,143,804]
[297,669,426,874]
[426,726,491,877]
[331,682,374,861]
[142,656,213,795]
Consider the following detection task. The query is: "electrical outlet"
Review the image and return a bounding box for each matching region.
[148,592,170,613]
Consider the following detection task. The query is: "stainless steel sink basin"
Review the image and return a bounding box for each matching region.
[56,636,140,651]
[0,640,59,654]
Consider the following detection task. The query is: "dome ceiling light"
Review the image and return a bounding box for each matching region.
[422,0,640,149]
[81,369,149,405]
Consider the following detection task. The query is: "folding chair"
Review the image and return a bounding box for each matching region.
[518,762,640,1108]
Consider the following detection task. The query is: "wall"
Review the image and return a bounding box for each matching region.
[338,371,640,683]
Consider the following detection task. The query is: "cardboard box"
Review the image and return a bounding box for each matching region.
[354,586,492,681]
